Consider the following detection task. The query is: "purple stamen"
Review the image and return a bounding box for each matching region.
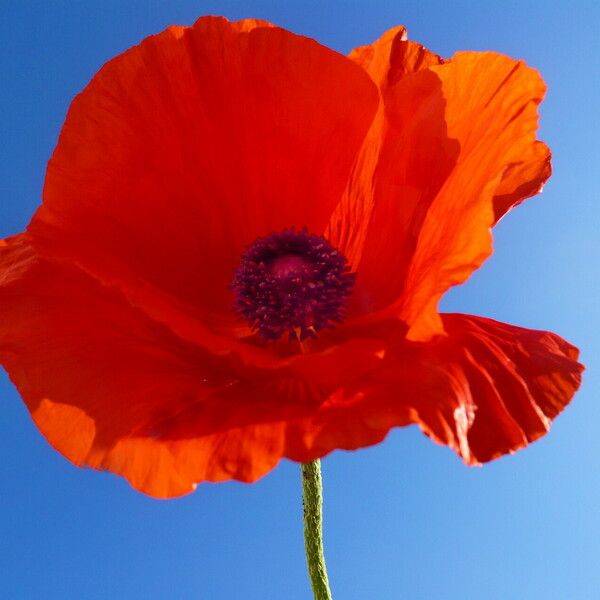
[231,228,355,341]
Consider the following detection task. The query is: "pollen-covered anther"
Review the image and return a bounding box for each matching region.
[231,228,355,341]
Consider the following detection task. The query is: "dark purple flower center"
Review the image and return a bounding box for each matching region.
[232,228,355,341]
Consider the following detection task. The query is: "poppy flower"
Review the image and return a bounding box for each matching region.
[0,17,583,498]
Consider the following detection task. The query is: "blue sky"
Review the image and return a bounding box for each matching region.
[1,1,599,598]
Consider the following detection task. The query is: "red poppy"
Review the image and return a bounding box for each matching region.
[0,17,582,498]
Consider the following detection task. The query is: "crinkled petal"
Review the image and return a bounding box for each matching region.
[341,30,550,335]
[398,54,549,340]
[493,140,551,222]
[29,16,379,347]
[282,314,582,464]
[429,314,582,462]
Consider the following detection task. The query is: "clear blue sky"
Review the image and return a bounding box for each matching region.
[1,1,599,598]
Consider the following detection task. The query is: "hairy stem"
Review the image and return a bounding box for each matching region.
[301,460,333,600]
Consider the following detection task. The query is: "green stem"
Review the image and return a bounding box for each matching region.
[301,460,333,600]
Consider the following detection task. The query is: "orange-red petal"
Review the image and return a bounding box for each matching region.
[341,29,550,335]
[493,140,551,222]
[0,236,385,497]
[283,314,582,465]
[398,54,549,340]
[428,314,582,462]
[29,16,378,345]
